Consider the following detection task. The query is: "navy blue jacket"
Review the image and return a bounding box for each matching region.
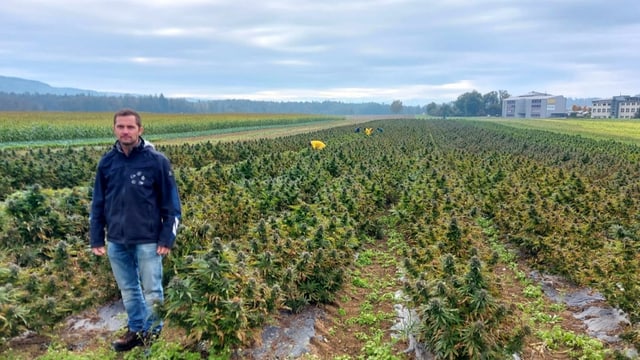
[90,138,181,249]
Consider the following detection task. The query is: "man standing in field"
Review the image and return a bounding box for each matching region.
[89,108,181,352]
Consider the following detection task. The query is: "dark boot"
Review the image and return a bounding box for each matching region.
[112,330,144,352]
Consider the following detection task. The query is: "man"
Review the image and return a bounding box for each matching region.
[90,108,181,352]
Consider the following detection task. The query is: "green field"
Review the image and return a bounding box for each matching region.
[484,117,640,144]
[2,114,640,359]
[5,111,640,147]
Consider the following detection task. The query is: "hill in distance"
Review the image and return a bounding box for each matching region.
[0,75,110,96]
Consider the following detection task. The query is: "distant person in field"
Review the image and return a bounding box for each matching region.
[89,108,182,352]
[310,140,326,150]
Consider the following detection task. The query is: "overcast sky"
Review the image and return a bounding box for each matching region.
[1,0,638,105]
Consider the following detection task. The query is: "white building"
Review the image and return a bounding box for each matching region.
[502,91,567,118]
[591,95,640,119]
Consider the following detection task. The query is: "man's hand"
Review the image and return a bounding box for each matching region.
[157,245,171,256]
[92,246,106,256]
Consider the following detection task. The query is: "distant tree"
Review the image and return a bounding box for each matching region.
[455,90,484,116]
[441,103,452,119]
[635,109,640,119]
[390,100,403,114]
[158,93,169,112]
[425,102,438,116]
[483,91,501,116]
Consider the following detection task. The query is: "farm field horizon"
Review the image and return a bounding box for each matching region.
[4,111,640,147]
[2,113,640,359]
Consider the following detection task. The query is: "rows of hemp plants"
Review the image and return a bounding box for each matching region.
[2,117,640,356]
[0,112,338,200]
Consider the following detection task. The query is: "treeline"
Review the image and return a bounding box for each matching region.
[0,92,425,115]
[425,90,510,117]
[0,90,511,116]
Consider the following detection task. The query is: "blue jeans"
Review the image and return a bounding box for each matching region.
[108,242,164,333]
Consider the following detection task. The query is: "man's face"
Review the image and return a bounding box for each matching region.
[113,115,143,146]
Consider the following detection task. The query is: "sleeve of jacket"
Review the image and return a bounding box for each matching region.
[158,156,182,249]
[89,163,107,248]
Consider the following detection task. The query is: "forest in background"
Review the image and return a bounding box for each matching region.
[0,75,517,117]
[0,91,426,115]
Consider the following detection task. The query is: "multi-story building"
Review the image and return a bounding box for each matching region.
[502,91,567,118]
[591,95,640,119]
[591,99,610,118]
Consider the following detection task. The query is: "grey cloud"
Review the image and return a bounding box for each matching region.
[0,0,638,104]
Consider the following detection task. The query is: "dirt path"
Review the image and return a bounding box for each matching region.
[155,115,413,145]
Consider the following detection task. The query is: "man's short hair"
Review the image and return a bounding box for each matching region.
[113,108,142,126]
